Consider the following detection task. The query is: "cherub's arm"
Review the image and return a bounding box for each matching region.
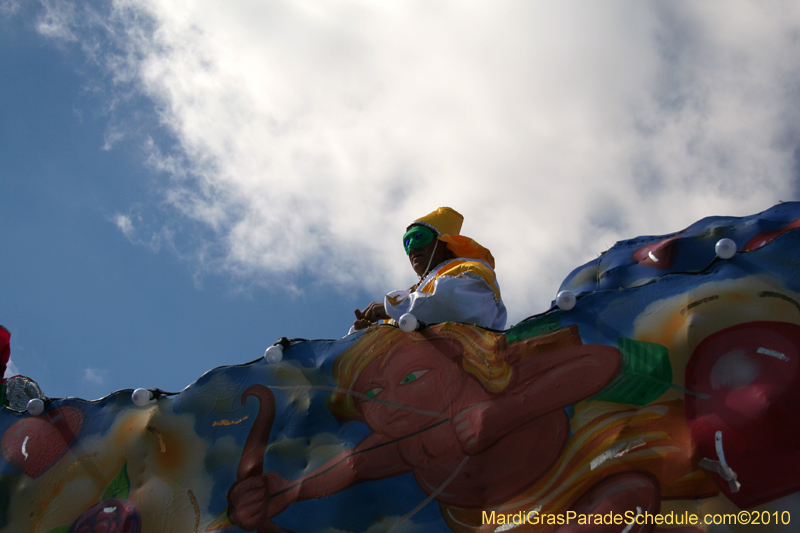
[283,431,411,503]
[453,344,620,454]
[507,343,621,410]
[229,431,411,525]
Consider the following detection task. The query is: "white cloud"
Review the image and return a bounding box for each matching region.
[113,213,135,239]
[83,367,107,385]
[35,1,800,321]
[111,210,175,254]
[102,126,126,150]
[35,0,79,42]
[0,0,20,16]
[4,358,19,379]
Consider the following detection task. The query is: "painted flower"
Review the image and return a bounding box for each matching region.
[70,498,141,533]
[45,463,139,533]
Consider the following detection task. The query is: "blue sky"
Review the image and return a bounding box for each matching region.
[3,1,800,401]
[0,2,362,399]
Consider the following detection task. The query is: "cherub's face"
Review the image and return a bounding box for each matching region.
[354,341,464,438]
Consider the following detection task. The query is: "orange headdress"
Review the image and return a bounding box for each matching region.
[409,207,496,269]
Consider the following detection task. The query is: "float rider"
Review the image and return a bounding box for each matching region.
[353,207,507,331]
[0,326,8,406]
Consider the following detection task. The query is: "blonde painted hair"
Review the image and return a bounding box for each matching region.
[327,323,511,422]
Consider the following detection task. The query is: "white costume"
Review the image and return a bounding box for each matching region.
[384,207,507,330]
[384,257,506,329]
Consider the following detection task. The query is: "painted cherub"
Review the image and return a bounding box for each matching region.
[229,324,712,532]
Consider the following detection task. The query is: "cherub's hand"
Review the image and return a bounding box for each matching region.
[228,472,294,529]
[453,403,497,455]
[263,471,296,517]
[228,475,269,530]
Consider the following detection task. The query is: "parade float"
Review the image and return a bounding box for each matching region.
[2,202,800,532]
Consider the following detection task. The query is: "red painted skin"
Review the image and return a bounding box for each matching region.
[563,473,703,533]
[229,339,644,530]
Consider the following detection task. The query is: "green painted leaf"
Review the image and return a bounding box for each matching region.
[101,461,131,501]
[506,314,561,342]
[592,338,672,406]
[44,526,71,533]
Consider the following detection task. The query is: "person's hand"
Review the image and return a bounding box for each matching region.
[352,317,372,331]
[353,303,389,331]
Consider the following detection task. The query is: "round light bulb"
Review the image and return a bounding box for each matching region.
[398,313,418,332]
[132,388,152,406]
[715,238,737,259]
[556,290,577,311]
[264,344,284,364]
[27,398,44,416]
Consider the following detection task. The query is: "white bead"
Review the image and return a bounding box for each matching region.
[132,388,152,406]
[27,398,44,416]
[398,313,419,332]
[556,290,577,311]
[715,238,737,259]
[264,344,284,363]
